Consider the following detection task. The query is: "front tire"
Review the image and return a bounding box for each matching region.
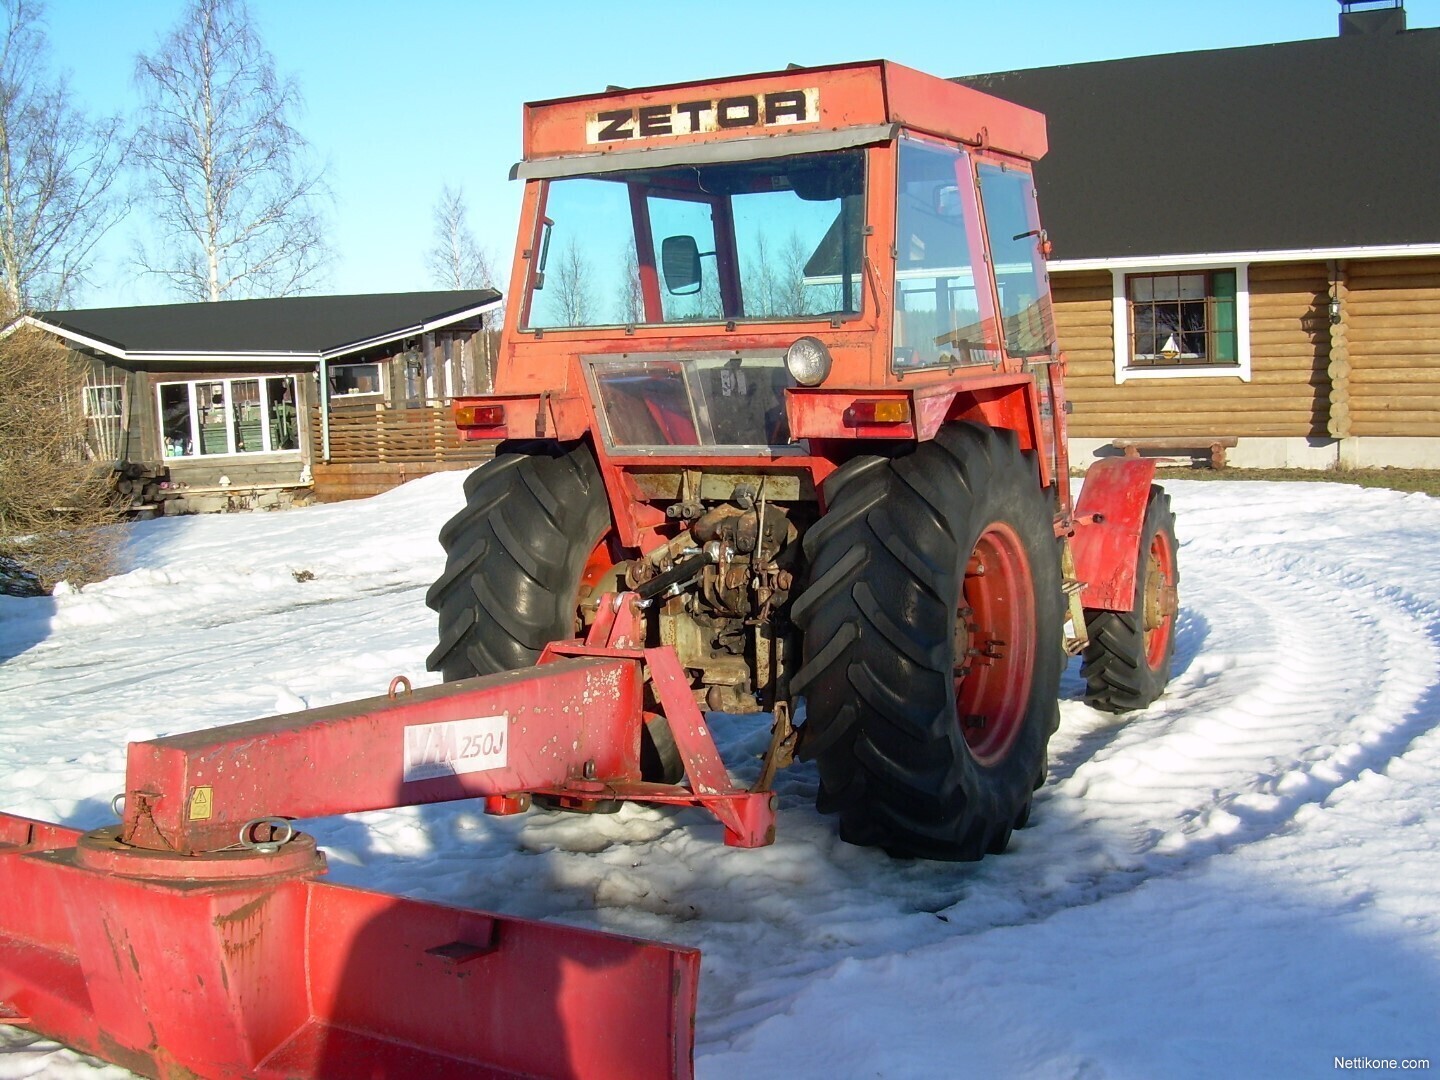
[1080,486,1178,713]
[791,423,1065,861]
[425,441,611,680]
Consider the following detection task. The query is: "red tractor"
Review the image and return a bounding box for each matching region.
[429,59,1179,861]
[0,61,1179,1078]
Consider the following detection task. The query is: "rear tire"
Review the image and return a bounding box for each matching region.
[792,422,1064,861]
[426,441,611,680]
[1081,487,1178,713]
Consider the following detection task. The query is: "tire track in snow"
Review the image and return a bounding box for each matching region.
[1032,550,1439,905]
[682,539,1440,1046]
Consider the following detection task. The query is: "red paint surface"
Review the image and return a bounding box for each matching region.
[1072,458,1159,611]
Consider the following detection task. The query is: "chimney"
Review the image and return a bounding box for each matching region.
[1339,0,1407,35]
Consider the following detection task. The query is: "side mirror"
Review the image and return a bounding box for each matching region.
[661,235,703,295]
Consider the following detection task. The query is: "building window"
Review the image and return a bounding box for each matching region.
[158,376,299,458]
[84,384,123,418]
[330,362,382,397]
[1127,270,1237,366]
[1111,266,1250,383]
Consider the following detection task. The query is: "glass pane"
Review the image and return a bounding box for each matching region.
[593,361,698,446]
[894,139,995,371]
[85,385,122,418]
[159,384,193,457]
[267,377,299,449]
[231,379,263,453]
[1154,304,1182,358]
[528,178,632,328]
[1178,274,1206,300]
[525,151,865,329]
[1153,275,1179,301]
[1130,276,1153,302]
[692,355,792,445]
[331,363,380,395]
[1133,305,1156,356]
[733,187,863,319]
[196,381,228,455]
[649,195,722,322]
[977,164,1054,357]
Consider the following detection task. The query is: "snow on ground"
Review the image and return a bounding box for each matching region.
[2,472,1438,1078]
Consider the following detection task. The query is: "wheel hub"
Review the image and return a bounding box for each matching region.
[955,524,1037,767]
[1141,528,1178,668]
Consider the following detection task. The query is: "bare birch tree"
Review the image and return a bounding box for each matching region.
[614,243,643,323]
[550,239,592,325]
[0,0,127,312]
[427,184,498,291]
[133,0,329,301]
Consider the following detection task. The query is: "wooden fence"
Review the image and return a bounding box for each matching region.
[309,403,496,502]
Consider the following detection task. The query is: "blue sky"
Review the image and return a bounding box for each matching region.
[46,0,1440,308]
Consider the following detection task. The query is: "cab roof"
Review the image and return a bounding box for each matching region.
[519,60,1047,172]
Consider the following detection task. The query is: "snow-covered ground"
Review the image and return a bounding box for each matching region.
[2,473,1438,1078]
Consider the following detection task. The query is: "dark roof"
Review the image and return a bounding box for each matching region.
[31,290,501,357]
[957,27,1440,261]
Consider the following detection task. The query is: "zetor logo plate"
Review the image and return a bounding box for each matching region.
[403,715,508,782]
[587,87,819,143]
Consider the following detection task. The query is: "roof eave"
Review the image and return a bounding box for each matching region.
[9,296,503,364]
[319,297,503,359]
[1048,241,1440,272]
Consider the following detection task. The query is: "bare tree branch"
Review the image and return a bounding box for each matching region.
[132,0,330,301]
[0,0,128,312]
[426,183,498,291]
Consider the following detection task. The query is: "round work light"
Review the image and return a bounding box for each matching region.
[785,336,832,387]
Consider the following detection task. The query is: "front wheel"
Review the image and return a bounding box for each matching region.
[425,441,612,680]
[1080,486,1179,713]
[791,422,1065,861]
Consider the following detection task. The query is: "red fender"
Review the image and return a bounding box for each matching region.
[1072,458,1158,611]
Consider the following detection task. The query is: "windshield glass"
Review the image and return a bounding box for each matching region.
[523,150,865,329]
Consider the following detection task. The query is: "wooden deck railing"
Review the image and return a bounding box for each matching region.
[309,403,496,502]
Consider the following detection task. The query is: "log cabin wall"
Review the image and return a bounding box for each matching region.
[1054,263,1332,439]
[1342,257,1440,438]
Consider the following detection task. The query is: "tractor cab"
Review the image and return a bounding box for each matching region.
[458,61,1064,491]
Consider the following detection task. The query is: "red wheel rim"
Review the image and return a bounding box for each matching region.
[574,531,618,635]
[955,523,1036,768]
[1142,527,1177,670]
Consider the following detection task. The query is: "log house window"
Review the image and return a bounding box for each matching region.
[1126,270,1238,367]
[1110,265,1251,384]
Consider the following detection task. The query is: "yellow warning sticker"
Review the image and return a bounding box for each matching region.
[188,785,213,820]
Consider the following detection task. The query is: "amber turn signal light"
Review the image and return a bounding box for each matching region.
[848,398,911,424]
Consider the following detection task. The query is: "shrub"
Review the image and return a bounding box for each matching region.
[0,324,124,595]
